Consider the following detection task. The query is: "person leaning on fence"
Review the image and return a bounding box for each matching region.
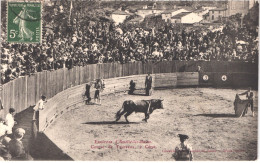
[238,87,254,117]
[5,108,17,137]
[172,134,193,161]
[33,95,47,121]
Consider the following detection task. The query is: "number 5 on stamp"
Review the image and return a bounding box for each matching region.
[7,2,42,43]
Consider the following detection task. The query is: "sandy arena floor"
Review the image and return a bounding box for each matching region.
[46,88,258,161]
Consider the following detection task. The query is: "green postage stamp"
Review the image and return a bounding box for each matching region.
[7,2,42,43]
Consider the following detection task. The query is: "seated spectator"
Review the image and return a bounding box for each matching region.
[8,128,26,160]
[0,118,8,143]
[0,146,11,161]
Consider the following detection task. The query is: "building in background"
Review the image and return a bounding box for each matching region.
[111,10,132,25]
[136,2,165,18]
[208,0,256,22]
[227,0,256,16]
[208,8,227,22]
[171,12,203,24]
[161,8,189,22]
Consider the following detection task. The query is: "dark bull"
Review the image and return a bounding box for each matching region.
[115,99,164,123]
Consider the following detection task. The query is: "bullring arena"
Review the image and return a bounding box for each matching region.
[0,61,257,161]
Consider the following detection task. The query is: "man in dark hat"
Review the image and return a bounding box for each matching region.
[128,80,136,95]
[94,79,103,105]
[145,73,152,96]
[84,83,92,104]
[172,134,193,161]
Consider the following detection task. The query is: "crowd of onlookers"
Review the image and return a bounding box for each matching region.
[0,105,29,160]
[0,93,46,160]
[1,11,258,84]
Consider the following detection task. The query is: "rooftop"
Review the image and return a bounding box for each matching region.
[137,8,165,11]
[193,8,206,13]
[161,8,183,14]
[112,10,132,15]
[209,8,227,11]
[128,16,144,22]
[171,12,192,19]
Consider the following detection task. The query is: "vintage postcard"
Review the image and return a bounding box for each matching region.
[0,0,258,161]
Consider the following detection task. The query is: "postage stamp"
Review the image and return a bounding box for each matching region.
[7,2,42,43]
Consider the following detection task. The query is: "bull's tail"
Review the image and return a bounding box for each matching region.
[115,109,122,119]
[115,101,127,121]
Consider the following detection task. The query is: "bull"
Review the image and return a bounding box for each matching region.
[115,99,164,123]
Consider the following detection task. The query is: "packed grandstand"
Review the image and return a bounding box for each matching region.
[1,1,259,84]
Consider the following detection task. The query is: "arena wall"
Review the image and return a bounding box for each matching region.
[0,61,257,119]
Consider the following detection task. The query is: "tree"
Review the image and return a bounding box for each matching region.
[243,1,259,32]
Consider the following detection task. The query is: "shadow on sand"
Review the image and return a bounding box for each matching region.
[82,121,140,125]
[129,93,147,96]
[128,89,148,96]
[194,114,237,118]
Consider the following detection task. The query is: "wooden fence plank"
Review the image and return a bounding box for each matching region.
[56,69,64,93]
[63,68,69,90]
[102,63,108,79]
[40,71,48,98]
[129,62,134,75]
[79,66,84,85]
[96,64,101,80]
[20,77,27,112]
[27,75,36,107]
[116,63,122,77]
[75,66,80,86]
[13,79,20,112]
[177,72,199,86]
[92,64,97,80]
[85,65,90,83]
[109,63,115,78]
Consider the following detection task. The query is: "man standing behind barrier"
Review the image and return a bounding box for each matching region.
[238,87,254,117]
[5,108,16,136]
[0,118,9,143]
[33,95,46,122]
[145,73,152,96]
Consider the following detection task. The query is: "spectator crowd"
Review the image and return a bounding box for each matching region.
[1,11,258,84]
[0,107,29,160]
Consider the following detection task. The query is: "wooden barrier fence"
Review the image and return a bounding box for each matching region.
[39,72,199,132]
[0,61,258,119]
